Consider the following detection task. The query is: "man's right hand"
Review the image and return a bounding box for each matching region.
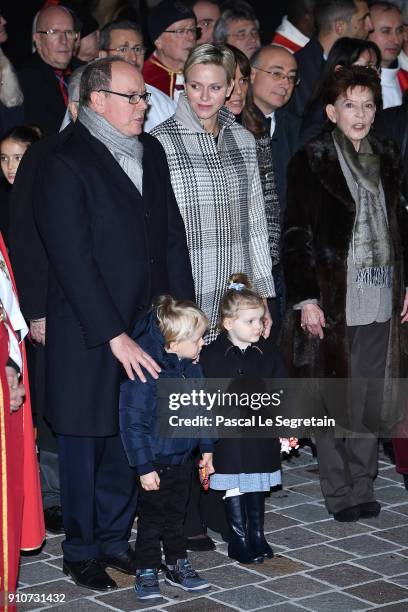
[30,318,46,345]
[109,332,161,382]
[140,470,160,491]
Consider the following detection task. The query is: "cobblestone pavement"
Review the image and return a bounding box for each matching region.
[17,447,408,611]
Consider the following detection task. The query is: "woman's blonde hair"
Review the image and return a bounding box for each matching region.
[218,273,264,331]
[154,295,208,347]
[184,43,236,84]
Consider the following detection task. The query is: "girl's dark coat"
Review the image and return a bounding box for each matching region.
[200,333,283,474]
[281,131,408,428]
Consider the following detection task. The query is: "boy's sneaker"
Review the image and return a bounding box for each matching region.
[164,558,210,591]
[135,568,161,600]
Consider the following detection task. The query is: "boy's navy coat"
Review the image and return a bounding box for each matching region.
[34,122,195,437]
[200,333,282,475]
[120,313,213,474]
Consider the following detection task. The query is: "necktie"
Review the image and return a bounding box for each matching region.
[54,68,70,106]
[265,116,272,137]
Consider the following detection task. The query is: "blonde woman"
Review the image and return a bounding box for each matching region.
[151,43,274,343]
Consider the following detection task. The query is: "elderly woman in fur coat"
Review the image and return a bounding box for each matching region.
[282,65,408,523]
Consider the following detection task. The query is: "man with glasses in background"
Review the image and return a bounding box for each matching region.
[250,44,301,327]
[19,4,78,135]
[213,0,260,58]
[99,19,175,131]
[143,0,198,100]
[189,0,221,44]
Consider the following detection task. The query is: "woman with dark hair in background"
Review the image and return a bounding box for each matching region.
[299,37,381,147]
[0,125,40,245]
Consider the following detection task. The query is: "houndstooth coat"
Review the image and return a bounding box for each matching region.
[151,94,275,341]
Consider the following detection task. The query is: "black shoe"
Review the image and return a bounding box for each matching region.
[63,559,117,591]
[245,492,274,559]
[44,506,64,534]
[359,501,381,518]
[224,496,263,564]
[404,474,408,491]
[99,547,137,575]
[333,505,360,522]
[186,535,216,552]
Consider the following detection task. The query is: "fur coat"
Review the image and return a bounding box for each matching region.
[281,131,408,427]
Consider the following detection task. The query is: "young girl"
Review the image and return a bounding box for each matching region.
[0,125,40,244]
[120,296,214,601]
[200,273,285,564]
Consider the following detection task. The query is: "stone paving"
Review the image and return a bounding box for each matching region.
[17,447,408,611]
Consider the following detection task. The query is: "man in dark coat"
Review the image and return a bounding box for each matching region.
[9,123,74,536]
[250,45,301,327]
[34,57,195,592]
[18,5,78,135]
[250,45,300,213]
[288,0,373,119]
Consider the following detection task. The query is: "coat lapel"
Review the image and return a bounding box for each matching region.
[306,130,355,210]
[305,130,402,215]
[75,122,145,202]
[140,133,154,208]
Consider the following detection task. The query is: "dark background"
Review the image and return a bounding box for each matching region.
[0,0,287,68]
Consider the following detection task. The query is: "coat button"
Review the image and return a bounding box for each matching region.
[145,211,150,218]
[150,258,155,264]
[237,369,244,376]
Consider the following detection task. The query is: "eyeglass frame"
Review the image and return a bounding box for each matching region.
[97,89,151,104]
[36,28,79,40]
[163,26,201,38]
[104,44,146,56]
[253,66,300,87]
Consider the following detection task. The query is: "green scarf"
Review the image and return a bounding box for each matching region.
[333,127,392,289]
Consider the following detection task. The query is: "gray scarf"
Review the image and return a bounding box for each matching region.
[333,128,392,289]
[78,104,144,194]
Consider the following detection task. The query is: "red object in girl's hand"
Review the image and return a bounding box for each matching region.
[199,464,210,491]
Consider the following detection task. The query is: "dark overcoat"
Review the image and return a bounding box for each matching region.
[10,124,74,320]
[200,333,283,474]
[281,131,408,426]
[18,53,74,136]
[34,121,195,437]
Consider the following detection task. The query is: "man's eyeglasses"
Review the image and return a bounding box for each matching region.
[253,66,300,86]
[230,28,260,41]
[104,44,146,56]
[163,27,201,38]
[36,29,78,40]
[98,89,151,104]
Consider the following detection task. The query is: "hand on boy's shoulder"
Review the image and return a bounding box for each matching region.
[109,332,161,383]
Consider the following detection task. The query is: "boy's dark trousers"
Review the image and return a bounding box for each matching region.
[135,462,193,569]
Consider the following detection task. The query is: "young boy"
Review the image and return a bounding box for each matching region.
[120,295,214,600]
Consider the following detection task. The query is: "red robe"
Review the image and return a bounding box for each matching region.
[143,54,183,99]
[0,233,44,610]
